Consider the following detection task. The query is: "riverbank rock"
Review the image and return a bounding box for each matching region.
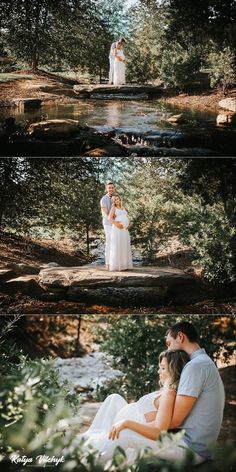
[216,112,236,125]
[5,275,45,297]
[82,143,124,156]
[5,262,40,275]
[13,98,42,109]
[219,98,236,112]
[38,265,193,288]
[38,265,208,306]
[78,403,101,431]
[27,119,80,138]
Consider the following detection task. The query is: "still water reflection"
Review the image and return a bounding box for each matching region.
[0,98,218,133]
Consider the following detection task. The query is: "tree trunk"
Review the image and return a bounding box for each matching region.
[99,66,102,84]
[86,225,90,255]
[31,55,39,70]
[75,315,82,354]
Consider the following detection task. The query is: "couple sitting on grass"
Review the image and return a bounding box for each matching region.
[78,321,225,466]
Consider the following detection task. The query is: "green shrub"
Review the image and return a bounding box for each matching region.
[158,43,201,89]
[126,45,157,84]
[0,341,79,455]
[168,199,236,284]
[208,46,236,94]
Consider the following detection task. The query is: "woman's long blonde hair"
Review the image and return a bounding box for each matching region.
[159,349,189,391]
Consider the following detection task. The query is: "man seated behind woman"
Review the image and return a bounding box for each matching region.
[77,322,225,466]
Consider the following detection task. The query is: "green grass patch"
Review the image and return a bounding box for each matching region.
[0,72,34,82]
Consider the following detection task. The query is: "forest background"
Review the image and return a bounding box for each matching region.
[0,0,236,91]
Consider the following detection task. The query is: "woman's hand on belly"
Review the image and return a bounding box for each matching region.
[144,411,157,423]
[109,420,128,440]
[113,221,124,229]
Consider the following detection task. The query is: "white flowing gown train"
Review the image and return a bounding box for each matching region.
[109,208,133,271]
[113,49,126,85]
[78,393,161,464]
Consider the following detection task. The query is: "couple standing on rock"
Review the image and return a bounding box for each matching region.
[109,37,126,85]
[100,181,133,272]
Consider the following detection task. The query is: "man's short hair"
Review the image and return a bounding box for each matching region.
[106,181,115,186]
[166,321,198,343]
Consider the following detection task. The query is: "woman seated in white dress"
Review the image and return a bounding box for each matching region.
[78,349,189,464]
[113,40,126,85]
[108,195,133,272]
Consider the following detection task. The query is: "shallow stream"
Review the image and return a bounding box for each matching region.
[1,98,235,156]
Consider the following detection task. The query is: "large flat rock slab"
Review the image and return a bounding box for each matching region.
[37,265,208,305]
[0,266,210,307]
[38,265,195,289]
[73,84,163,98]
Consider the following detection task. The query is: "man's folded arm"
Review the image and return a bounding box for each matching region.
[101,206,109,219]
[170,395,197,429]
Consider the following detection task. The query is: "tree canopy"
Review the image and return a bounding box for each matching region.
[1,0,235,87]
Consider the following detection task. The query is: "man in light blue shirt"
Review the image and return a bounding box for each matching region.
[164,321,225,463]
[100,181,123,269]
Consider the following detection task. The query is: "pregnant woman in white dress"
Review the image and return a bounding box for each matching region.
[108,195,133,271]
[78,350,189,465]
[113,41,126,85]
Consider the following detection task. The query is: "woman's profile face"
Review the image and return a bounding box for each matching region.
[158,357,170,385]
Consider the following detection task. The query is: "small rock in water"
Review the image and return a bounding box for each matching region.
[27,119,80,138]
[45,262,61,267]
[216,112,236,125]
[167,113,186,123]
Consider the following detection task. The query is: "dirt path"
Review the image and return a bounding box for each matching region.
[0,70,78,104]
[164,88,236,112]
[0,233,89,267]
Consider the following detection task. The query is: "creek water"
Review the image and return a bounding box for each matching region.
[1,98,235,156]
[89,238,142,266]
[55,352,122,393]
[0,98,217,130]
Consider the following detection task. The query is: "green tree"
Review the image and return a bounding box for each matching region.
[58,175,104,254]
[0,0,114,72]
[176,158,236,281]
[87,0,128,82]
[99,315,235,400]
[121,158,236,284]
[121,159,182,261]
[126,0,167,83]
[165,0,236,52]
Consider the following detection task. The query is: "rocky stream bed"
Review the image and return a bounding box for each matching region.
[1,84,236,157]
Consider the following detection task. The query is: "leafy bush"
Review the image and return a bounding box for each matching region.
[126,44,158,84]
[158,43,201,89]
[97,315,235,401]
[208,46,236,94]
[0,340,79,456]
[168,198,236,284]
